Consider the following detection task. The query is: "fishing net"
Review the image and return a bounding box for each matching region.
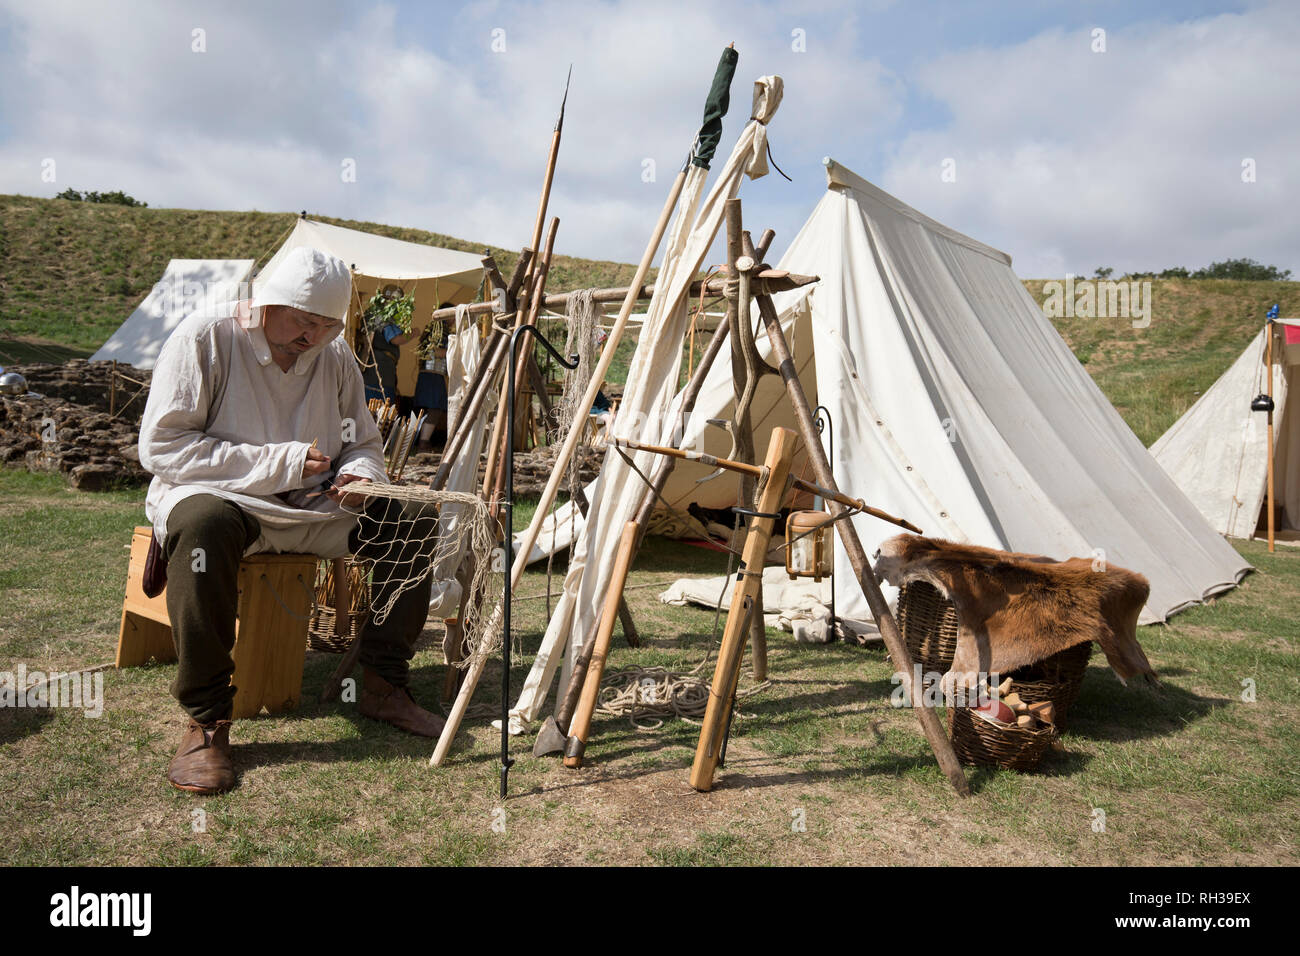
[553,288,601,441]
[341,483,502,662]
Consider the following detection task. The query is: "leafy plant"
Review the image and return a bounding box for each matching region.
[362,290,414,334]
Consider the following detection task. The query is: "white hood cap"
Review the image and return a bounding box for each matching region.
[251,246,352,321]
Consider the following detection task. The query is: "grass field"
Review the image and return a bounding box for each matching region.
[1,470,1296,866]
[2,196,1298,865]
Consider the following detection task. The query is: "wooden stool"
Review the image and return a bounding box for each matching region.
[116,526,317,719]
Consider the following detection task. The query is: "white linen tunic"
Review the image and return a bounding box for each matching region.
[138,301,388,558]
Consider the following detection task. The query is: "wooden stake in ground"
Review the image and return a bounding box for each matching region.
[753,289,970,797]
[690,426,798,791]
[563,520,641,768]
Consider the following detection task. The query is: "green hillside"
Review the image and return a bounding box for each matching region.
[1022,278,1299,445]
[0,194,641,356]
[2,194,1296,445]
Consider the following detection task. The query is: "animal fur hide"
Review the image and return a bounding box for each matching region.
[874,535,1158,694]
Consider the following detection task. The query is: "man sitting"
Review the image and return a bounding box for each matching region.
[138,246,446,796]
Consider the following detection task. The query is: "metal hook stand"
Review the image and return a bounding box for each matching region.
[813,405,838,640]
[502,326,579,798]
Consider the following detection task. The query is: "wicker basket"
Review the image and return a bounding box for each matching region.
[948,705,1057,771]
[894,580,960,673]
[1002,641,1093,730]
[307,557,372,653]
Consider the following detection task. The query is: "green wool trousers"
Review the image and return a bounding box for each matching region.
[163,494,439,723]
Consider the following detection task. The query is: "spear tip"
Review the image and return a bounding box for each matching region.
[556,64,573,130]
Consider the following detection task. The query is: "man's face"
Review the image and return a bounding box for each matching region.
[262,304,343,360]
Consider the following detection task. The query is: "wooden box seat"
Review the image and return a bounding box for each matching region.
[116,526,317,719]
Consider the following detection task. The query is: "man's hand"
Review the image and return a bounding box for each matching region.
[328,473,373,509]
[303,446,332,480]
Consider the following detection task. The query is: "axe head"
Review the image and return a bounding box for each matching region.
[532,715,567,756]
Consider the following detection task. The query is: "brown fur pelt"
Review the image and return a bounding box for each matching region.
[874,535,1158,694]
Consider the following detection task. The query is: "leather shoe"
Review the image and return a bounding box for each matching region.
[167,719,235,795]
[359,669,446,737]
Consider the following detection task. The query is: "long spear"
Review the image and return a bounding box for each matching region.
[431,46,738,767]
[518,65,570,300]
[488,66,572,466]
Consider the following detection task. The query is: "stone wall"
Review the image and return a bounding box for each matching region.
[0,361,151,490]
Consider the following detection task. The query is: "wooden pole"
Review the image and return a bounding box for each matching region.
[512,67,570,314]
[608,438,922,533]
[753,292,970,797]
[619,222,772,545]
[448,250,527,439]
[431,166,689,767]
[563,520,640,768]
[1267,320,1276,553]
[491,217,560,511]
[509,167,688,594]
[422,271,816,324]
[690,427,797,791]
[429,251,532,492]
[569,485,640,645]
[480,68,569,493]
[731,212,772,682]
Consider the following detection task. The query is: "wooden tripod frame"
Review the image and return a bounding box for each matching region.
[690,427,798,791]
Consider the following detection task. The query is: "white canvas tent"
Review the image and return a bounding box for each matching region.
[599,158,1249,627]
[91,259,254,368]
[254,218,485,395]
[1152,319,1300,540]
[668,159,1253,624]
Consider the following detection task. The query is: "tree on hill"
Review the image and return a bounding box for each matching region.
[54,188,147,207]
[1192,258,1291,281]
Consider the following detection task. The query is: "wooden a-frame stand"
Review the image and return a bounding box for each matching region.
[690,427,797,790]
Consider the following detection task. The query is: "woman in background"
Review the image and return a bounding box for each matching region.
[413,305,451,450]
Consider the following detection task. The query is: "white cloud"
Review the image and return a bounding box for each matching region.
[5,1,1293,281]
[880,2,1300,277]
[0,0,903,263]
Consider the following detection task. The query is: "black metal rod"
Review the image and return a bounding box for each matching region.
[814,405,836,637]
[503,325,578,798]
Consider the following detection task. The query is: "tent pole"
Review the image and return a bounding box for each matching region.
[753,288,971,798]
[1267,319,1276,553]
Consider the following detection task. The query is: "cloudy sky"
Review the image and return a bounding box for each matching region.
[1,0,1297,278]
